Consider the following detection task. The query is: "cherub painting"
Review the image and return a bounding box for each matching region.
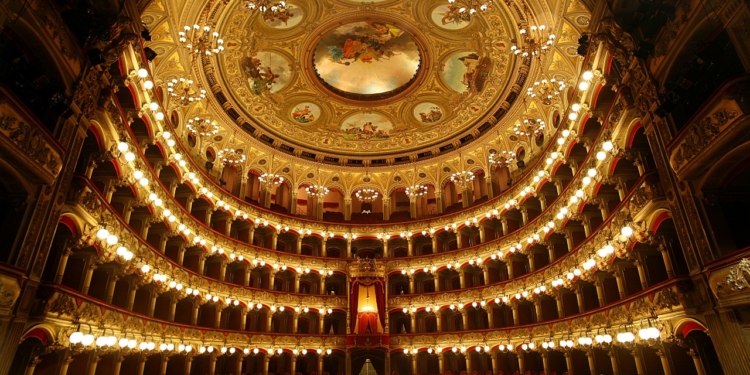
[291,103,320,123]
[313,21,421,96]
[242,52,290,95]
[441,5,471,26]
[443,52,493,93]
[340,113,393,140]
[431,5,471,30]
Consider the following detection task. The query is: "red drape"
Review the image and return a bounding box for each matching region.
[374,281,386,328]
[357,311,378,333]
[350,281,359,332]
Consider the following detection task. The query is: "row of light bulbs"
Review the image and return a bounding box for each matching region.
[398,327,661,354]
[116,65,615,310]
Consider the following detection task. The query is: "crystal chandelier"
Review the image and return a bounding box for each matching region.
[511,23,556,57]
[450,170,475,189]
[447,0,493,14]
[515,117,546,138]
[186,116,219,138]
[489,150,515,166]
[178,24,224,56]
[306,185,329,198]
[167,77,207,106]
[218,148,246,166]
[355,188,379,202]
[406,184,428,197]
[527,77,566,106]
[245,0,287,15]
[217,133,245,166]
[259,173,284,186]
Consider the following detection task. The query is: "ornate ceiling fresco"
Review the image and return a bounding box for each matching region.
[141,0,590,172]
[217,1,514,157]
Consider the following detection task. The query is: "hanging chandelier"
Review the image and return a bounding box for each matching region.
[186,116,219,138]
[178,24,224,56]
[489,150,515,166]
[245,0,288,15]
[355,188,379,202]
[406,184,428,197]
[218,148,246,166]
[515,117,545,138]
[447,0,493,14]
[259,173,284,186]
[450,170,475,189]
[527,77,566,105]
[511,23,556,58]
[167,77,207,106]
[306,185,329,198]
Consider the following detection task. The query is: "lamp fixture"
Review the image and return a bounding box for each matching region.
[527,76,566,105]
[259,173,284,186]
[511,22,556,58]
[217,132,246,166]
[355,187,379,202]
[186,116,219,139]
[446,0,493,14]
[178,24,224,56]
[245,0,288,15]
[515,116,545,138]
[167,77,207,106]
[450,170,475,189]
[306,184,329,198]
[406,184,428,197]
[489,149,515,166]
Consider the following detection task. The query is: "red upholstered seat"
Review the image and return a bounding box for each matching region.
[445,372,452,375]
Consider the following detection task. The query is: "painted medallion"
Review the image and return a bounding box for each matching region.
[442,52,493,93]
[290,103,321,123]
[413,103,444,123]
[262,5,303,29]
[340,113,393,140]
[241,52,291,95]
[313,21,421,99]
[431,5,471,29]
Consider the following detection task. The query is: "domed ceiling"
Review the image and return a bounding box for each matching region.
[214,0,517,157]
[142,0,591,170]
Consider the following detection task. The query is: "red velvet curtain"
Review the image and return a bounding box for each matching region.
[374,281,386,328]
[358,311,378,333]
[350,280,359,332]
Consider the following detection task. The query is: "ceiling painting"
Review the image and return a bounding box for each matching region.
[312,21,421,98]
[262,4,303,29]
[213,2,516,157]
[242,51,291,95]
[340,113,393,140]
[291,103,321,124]
[413,103,444,123]
[431,5,472,29]
[442,52,493,93]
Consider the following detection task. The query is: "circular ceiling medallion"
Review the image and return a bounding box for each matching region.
[312,20,422,101]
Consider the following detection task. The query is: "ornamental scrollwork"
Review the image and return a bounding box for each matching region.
[0,113,63,178]
[671,108,739,172]
[716,258,750,297]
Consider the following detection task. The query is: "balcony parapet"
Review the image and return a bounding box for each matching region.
[0,86,64,184]
[668,76,750,180]
[36,283,347,350]
[386,278,692,347]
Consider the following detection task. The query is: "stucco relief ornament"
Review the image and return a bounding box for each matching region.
[716,258,750,297]
[672,109,738,170]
